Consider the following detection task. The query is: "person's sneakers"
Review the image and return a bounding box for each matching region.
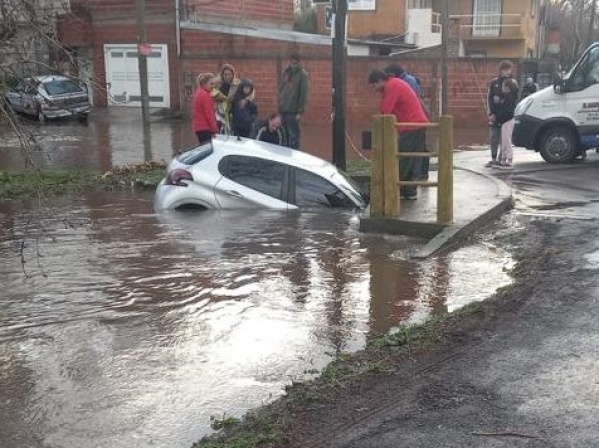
[498,163,513,170]
[484,160,500,167]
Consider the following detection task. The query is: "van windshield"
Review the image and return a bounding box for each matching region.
[43,79,84,95]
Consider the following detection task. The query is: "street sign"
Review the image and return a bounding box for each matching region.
[138,43,152,56]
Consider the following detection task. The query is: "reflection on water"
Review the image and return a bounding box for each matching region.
[0,192,513,447]
[0,109,492,172]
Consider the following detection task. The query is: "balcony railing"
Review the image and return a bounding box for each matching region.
[450,14,524,40]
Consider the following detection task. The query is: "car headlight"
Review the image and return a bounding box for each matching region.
[514,97,533,116]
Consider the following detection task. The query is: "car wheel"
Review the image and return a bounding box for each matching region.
[37,109,46,123]
[78,113,89,123]
[539,126,577,163]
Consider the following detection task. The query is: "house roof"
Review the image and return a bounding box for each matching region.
[180,21,414,50]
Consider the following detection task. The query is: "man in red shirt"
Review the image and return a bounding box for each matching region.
[368,69,429,199]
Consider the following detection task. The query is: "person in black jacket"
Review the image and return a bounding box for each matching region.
[230,78,258,138]
[495,78,519,169]
[521,77,538,100]
[486,60,515,167]
[254,112,288,146]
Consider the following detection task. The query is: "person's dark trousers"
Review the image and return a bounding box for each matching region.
[418,132,429,180]
[235,127,252,138]
[196,130,213,145]
[489,124,501,161]
[282,112,301,149]
[398,129,426,198]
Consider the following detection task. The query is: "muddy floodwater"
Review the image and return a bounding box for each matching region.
[0,190,513,448]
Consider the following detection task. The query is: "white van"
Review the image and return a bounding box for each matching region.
[513,42,599,163]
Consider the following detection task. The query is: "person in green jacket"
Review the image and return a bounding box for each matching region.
[278,51,310,150]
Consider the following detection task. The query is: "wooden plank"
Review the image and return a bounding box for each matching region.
[395,122,439,129]
[382,115,400,217]
[369,115,385,218]
[437,115,454,224]
[397,152,437,158]
[398,181,439,187]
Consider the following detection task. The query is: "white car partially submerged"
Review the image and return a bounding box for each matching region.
[154,136,368,211]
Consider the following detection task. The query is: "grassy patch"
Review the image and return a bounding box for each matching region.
[0,162,166,199]
[346,159,371,176]
[193,412,285,448]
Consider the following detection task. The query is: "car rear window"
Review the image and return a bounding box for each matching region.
[176,144,214,165]
[43,79,85,95]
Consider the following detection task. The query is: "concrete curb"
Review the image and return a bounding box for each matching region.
[358,166,513,258]
[415,166,512,258]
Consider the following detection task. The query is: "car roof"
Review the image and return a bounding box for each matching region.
[209,135,339,177]
[31,75,74,84]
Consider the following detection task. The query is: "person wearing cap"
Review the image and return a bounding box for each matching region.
[278,51,310,150]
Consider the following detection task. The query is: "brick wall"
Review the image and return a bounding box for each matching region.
[186,0,293,28]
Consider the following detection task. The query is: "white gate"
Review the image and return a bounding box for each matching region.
[473,0,501,37]
[104,44,170,108]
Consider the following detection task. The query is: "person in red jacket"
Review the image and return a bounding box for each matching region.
[192,72,219,145]
[368,69,429,199]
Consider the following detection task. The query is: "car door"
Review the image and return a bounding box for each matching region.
[214,155,290,209]
[6,81,26,112]
[565,45,599,148]
[21,80,39,116]
[291,167,356,208]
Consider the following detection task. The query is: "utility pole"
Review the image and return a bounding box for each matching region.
[136,0,151,127]
[440,0,449,116]
[332,0,347,171]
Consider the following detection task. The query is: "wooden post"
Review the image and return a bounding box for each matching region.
[370,115,399,218]
[382,115,399,217]
[370,116,385,217]
[437,115,453,224]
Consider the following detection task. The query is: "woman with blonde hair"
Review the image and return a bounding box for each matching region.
[192,72,219,145]
[212,64,238,134]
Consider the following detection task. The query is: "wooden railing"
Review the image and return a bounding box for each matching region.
[370,115,454,224]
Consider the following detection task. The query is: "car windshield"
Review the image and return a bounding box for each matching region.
[335,171,368,208]
[43,79,84,95]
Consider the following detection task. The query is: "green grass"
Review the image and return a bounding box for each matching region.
[0,165,166,199]
[346,159,372,176]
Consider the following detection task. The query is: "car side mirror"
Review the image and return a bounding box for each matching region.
[554,78,565,94]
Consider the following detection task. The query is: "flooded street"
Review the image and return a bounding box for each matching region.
[0,109,491,170]
[0,191,514,448]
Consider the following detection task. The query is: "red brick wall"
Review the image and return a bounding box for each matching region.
[187,0,293,27]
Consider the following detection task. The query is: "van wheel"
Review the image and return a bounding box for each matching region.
[539,127,577,163]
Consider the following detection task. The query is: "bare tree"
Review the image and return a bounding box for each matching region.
[548,0,599,67]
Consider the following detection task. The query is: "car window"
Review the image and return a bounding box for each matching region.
[43,79,84,95]
[177,143,213,165]
[219,155,286,200]
[293,168,354,208]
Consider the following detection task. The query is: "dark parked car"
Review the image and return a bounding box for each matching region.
[5,75,91,123]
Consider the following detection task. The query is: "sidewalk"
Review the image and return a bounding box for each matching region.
[359,153,512,258]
